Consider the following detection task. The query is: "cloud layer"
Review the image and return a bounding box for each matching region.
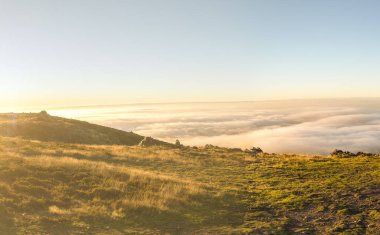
[51,99,380,154]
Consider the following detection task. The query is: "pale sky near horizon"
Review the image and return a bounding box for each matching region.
[1,0,380,107]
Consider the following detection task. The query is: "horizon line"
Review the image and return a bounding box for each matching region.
[3,96,380,112]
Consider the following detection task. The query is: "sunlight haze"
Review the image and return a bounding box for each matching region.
[1,0,380,107]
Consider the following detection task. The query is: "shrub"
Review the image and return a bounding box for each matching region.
[331,149,355,158]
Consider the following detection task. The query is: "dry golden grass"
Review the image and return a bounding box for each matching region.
[4,133,379,234]
[0,136,244,234]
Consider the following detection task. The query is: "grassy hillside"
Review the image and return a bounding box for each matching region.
[245,154,380,234]
[0,137,247,234]
[1,117,380,234]
[0,112,170,146]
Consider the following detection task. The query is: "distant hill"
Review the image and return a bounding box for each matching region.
[0,111,172,146]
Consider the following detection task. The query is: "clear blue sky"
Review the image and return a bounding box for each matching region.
[1,0,380,107]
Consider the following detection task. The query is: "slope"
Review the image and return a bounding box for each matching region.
[0,111,170,146]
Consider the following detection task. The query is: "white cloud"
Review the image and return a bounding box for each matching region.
[52,100,380,154]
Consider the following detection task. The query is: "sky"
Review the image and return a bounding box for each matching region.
[1,0,380,107]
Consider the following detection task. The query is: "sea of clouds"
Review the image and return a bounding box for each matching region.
[50,99,380,154]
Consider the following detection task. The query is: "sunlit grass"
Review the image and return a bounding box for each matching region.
[1,132,380,234]
[0,137,245,234]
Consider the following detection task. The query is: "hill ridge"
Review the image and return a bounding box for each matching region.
[0,111,173,147]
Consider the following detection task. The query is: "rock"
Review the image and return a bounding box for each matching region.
[250,147,263,156]
[138,137,156,147]
[39,110,49,116]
